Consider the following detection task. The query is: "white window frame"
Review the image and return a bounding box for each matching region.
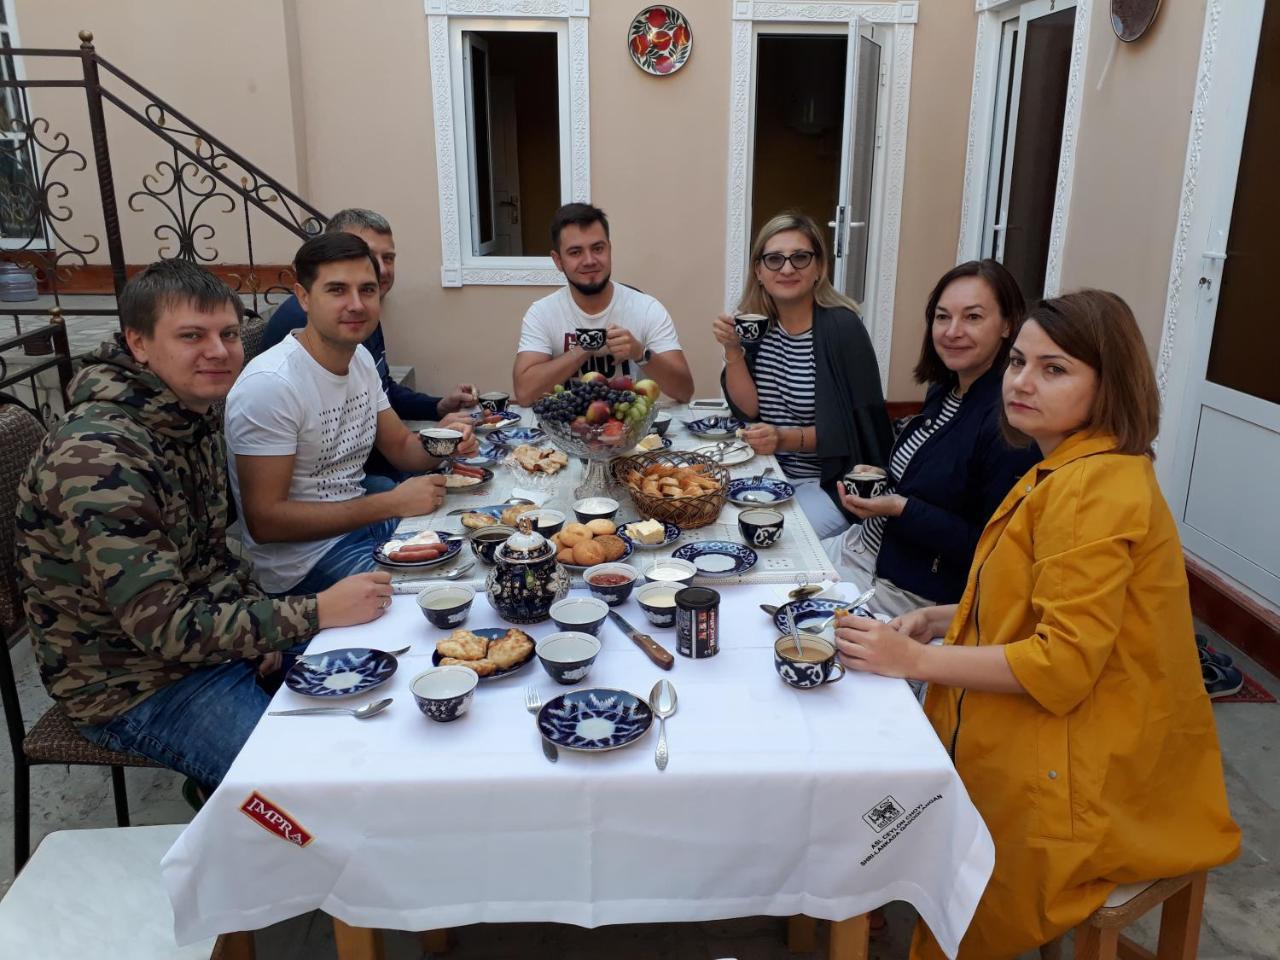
[425,0,590,287]
[956,0,1091,296]
[724,1,919,395]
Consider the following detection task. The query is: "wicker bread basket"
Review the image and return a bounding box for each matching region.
[611,451,730,529]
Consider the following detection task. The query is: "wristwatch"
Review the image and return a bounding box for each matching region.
[639,348,653,364]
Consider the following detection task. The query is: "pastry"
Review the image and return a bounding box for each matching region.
[556,546,575,563]
[573,539,606,566]
[586,518,616,536]
[594,534,627,562]
[559,522,592,547]
[488,630,534,669]
[500,502,537,527]
[436,630,488,661]
[460,512,498,529]
[440,656,497,677]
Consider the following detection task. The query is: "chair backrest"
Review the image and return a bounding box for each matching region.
[0,402,46,754]
[240,313,269,366]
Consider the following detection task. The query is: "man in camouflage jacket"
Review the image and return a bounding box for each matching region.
[15,260,392,788]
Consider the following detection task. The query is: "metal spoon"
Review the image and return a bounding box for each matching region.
[649,679,677,771]
[785,605,804,658]
[269,697,393,719]
[810,587,878,635]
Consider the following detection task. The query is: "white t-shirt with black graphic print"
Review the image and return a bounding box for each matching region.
[226,333,390,592]
[517,284,682,383]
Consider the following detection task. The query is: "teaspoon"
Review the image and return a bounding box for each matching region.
[269,697,393,719]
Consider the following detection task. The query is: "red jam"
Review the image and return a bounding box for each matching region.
[589,573,632,587]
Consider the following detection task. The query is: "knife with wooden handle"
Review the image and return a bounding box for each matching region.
[607,610,674,670]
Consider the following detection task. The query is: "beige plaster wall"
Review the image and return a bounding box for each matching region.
[13,0,305,267]
[1058,0,1205,360]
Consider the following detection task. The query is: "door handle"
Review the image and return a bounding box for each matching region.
[1202,250,1227,261]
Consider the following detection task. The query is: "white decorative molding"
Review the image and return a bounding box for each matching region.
[426,2,589,286]
[1040,0,1090,296]
[737,3,916,25]
[955,0,1091,290]
[722,2,917,392]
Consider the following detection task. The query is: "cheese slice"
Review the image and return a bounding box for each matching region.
[635,433,664,452]
[625,518,666,544]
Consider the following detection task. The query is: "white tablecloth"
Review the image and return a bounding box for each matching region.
[393,404,839,591]
[162,583,992,957]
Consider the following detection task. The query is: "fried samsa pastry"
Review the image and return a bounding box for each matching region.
[488,631,534,669]
[436,629,488,660]
[440,656,498,677]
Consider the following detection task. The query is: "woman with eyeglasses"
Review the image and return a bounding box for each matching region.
[715,212,892,537]
[833,291,1239,958]
[822,259,1041,617]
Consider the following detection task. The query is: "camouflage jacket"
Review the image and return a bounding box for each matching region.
[15,336,319,724]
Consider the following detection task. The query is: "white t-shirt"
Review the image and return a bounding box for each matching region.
[225,334,390,593]
[517,283,682,382]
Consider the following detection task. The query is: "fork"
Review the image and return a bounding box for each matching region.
[524,687,558,763]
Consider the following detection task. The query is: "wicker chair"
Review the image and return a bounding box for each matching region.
[240,312,269,365]
[0,402,160,874]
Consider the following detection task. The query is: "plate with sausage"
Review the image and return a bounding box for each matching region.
[441,464,494,489]
[373,530,463,568]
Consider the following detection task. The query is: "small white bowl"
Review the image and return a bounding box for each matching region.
[535,632,602,685]
[549,596,609,635]
[642,557,698,586]
[573,496,620,523]
[410,666,479,722]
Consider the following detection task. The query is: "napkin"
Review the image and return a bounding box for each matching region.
[509,486,553,506]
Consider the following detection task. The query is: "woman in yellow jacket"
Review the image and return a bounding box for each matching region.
[835,290,1239,959]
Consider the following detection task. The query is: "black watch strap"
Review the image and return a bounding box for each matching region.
[640,348,653,364]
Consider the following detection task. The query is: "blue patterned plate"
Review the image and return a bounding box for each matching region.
[683,416,745,439]
[559,534,635,571]
[726,477,796,506]
[621,520,681,549]
[473,411,522,434]
[672,540,757,576]
[630,436,674,453]
[430,627,537,681]
[285,647,398,698]
[373,534,462,569]
[488,426,546,446]
[537,687,654,752]
[772,598,871,639]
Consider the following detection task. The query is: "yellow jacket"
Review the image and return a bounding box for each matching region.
[915,432,1240,959]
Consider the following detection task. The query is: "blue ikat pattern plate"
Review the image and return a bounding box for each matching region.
[682,416,744,439]
[672,540,758,576]
[284,648,398,699]
[537,688,654,752]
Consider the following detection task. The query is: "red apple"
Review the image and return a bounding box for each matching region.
[633,379,660,403]
[570,416,590,436]
[601,420,626,444]
[585,400,613,425]
[608,375,634,392]
[581,371,607,384]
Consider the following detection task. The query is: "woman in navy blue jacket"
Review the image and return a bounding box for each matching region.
[823,260,1040,616]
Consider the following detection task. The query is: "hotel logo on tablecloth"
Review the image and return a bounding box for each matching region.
[240,791,313,847]
[863,795,905,833]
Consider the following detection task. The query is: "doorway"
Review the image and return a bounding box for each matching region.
[1168,0,1279,605]
[749,24,882,306]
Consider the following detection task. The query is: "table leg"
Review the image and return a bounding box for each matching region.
[212,931,255,960]
[829,914,870,960]
[421,928,452,953]
[788,915,818,952]
[332,918,386,960]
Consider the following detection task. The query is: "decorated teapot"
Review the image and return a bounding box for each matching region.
[485,515,569,623]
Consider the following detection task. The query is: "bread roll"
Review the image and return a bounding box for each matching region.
[560,522,592,547]
[573,539,606,566]
[586,518,616,536]
[594,534,627,561]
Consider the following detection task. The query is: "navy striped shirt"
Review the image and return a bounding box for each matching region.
[754,324,821,480]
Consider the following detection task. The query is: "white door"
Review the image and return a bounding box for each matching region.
[1167,0,1279,605]
[462,33,497,257]
[830,19,881,305]
[488,76,523,257]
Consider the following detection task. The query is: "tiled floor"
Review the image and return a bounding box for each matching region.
[2,623,1276,959]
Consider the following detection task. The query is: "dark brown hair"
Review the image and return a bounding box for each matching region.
[1002,289,1160,457]
[119,259,244,337]
[293,232,380,291]
[914,259,1025,386]
[550,202,610,251]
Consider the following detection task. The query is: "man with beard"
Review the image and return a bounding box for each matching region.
[512,203,694,404]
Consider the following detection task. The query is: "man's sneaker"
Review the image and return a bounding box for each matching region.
[181,777,211,813]
[1202,660,1245,700]
[1196,633,1234,668]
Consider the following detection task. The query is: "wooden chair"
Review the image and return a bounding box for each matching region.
[0,402,160,874]
[1040,872,1208,960]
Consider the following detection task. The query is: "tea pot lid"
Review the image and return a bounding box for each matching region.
[496,514,553,563]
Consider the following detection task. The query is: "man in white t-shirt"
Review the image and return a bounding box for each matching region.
[226,232,478,595]
[512,203,694,405]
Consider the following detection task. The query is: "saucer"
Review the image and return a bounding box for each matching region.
[726,477,796,506]
[537,688,654,752]
[672,540,758,576]
[373,535,462,568]
[683,416,745,439]
[285,648,398,698]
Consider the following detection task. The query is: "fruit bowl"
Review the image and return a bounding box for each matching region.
[531,374,662,498]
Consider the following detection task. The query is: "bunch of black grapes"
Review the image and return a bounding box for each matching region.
[533,380,638,424]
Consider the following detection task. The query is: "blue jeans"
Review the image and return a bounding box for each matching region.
[283,475,399,596]
[81,644,305,787]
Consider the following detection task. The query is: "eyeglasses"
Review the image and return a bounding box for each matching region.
[759,251,816,272]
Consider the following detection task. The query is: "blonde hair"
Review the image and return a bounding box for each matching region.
[734,211,860,318]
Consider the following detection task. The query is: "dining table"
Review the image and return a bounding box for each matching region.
[160,403,995,959]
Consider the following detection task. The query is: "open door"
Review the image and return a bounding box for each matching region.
[462,33,497,256]
[830,19,881,304]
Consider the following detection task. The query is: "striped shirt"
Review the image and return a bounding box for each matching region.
[862,388,963,556]
[753,324,821,480]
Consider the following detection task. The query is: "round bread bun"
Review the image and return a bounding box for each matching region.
[560,522,592,547]
[461,512,498,529]
[556,546,575,563]
[572,539,606,566]
[586,518,616,536]
[594,534,627,562]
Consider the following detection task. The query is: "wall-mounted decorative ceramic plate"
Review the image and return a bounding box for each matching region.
[628,6,693,77]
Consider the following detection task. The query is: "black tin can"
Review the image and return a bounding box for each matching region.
[675,586,720,658]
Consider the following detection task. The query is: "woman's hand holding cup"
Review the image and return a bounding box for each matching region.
[713,313,743,354]
[740,422,779,455]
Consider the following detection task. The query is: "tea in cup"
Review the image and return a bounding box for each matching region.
[842,466,888,500]
[773,635,845,688]
[420,427,463,458]
[733,313,768,344]
[575,327,607,352]
[478,391,510,414]
[738,507,784,548]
